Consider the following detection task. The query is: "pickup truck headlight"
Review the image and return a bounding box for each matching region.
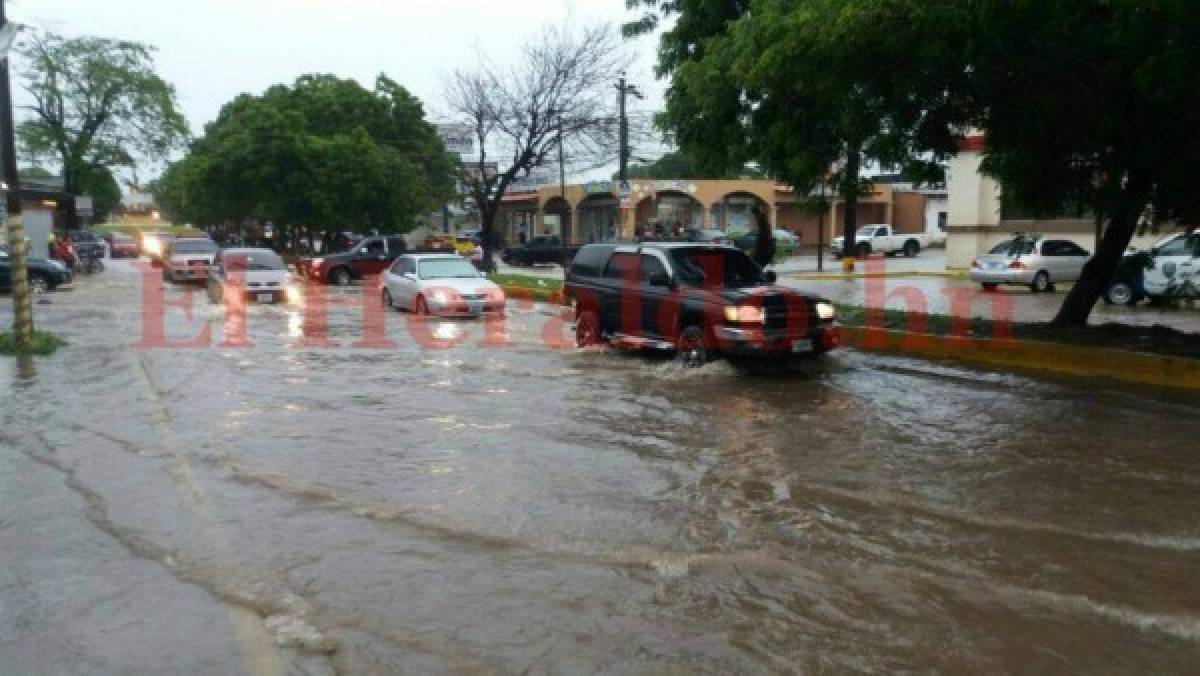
[816,302,836,321]
[724,305,765,323]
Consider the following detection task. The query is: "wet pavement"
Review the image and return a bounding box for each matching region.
[3,260,1200,674]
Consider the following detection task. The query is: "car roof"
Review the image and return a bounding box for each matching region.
[624,241,738,252]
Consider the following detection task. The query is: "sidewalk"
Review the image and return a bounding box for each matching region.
[774,251,961,278]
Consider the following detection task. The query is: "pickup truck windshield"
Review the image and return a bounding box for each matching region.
[856,226,879,237]
[670,249,763,289]
[420,259,479,279]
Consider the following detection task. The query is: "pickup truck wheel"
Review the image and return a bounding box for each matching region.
[982,282,999,292]
[329,267,352,286]
[1031,270,1051,293]
[675,325,710,369]
[903,240,920,257]
[855,243,871,258]
[575,310,602,347]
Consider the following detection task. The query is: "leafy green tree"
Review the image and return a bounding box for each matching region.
[157,75,456,249]
[634,0,1200,324]
[963,0,1200,325]
[621,150,764,180]
[77,164,121,223]
[16,29,189,227]
[627,0,963,261]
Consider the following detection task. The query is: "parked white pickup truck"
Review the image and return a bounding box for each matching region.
[830,224,943,258]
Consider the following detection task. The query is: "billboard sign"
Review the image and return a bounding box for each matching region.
[437,125,476,156]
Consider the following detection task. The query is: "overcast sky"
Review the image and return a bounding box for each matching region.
[9,0,669,181]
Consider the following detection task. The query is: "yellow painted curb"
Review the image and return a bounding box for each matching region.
[842,326,1200,391]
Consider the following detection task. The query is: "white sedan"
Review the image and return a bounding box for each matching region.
[382,253,505,317]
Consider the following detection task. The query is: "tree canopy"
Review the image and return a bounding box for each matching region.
[621,150,764,180]
[156,74,456,240]
[630,0,964,260]
[17,29,189,226]
[631,0,1200,325]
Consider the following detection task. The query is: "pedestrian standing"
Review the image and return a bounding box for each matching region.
[751,205,775,268]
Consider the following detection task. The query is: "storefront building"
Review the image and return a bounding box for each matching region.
[495,178,939,248]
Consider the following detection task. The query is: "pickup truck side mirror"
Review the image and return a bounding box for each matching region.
[763,270,778,285]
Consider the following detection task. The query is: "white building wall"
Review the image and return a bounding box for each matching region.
[945,149,1003,268]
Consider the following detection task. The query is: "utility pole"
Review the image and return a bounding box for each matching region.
[0,0,30,347]
[614,74,642,184]
[557,111,569,254]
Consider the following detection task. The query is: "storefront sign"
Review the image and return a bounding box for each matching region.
[654,180,697,194]
[584,180,614,194]
[437,124,476,155]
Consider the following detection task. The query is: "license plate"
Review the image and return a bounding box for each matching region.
[792,339,813,353]
[468,301,484,314]
[257,293,274,303]
[989,262,1005,270]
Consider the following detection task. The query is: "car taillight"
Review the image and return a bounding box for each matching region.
[1008,260,1025,269]
[971,260,981,268]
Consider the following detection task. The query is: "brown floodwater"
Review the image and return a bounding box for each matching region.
[2,260,1199,674]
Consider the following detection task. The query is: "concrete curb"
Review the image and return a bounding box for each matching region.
[842,326,1200,391]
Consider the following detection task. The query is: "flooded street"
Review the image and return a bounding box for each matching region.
[3,260,1200,674]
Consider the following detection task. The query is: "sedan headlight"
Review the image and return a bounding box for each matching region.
[724,305,765,323]
[429,289,451,305]
[816,302,836,321]
[311,258,323,267]
[48,260,67,271]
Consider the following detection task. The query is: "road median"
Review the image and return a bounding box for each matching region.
[838,304,1200,390]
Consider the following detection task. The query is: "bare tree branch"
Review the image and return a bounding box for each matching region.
[443,22,630,269]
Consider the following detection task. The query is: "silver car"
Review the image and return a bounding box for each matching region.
[382,253,505,317]
[163,238,219,283]
[969,236,1091,292]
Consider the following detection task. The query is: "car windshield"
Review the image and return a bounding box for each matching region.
[172,240,218,254]
[223,251,285,270]
[670,248,763,289]
[988,238,1038,256]
[419,258,479,279]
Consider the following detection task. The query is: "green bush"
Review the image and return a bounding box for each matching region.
[0,330,66,356]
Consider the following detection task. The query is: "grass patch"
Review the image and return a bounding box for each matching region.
[835,303,1200,360]
[488,273,564,302]
[0,330,66,356]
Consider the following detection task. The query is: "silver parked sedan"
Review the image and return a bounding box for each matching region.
[969,236,1091,292]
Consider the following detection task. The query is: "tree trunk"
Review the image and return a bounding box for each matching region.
[479,199,498,272]
[840,150,861,259]
[1053,190,1144,326]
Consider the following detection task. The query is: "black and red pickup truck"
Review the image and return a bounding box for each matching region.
[563,242,840,367]
[294,235,410,286]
